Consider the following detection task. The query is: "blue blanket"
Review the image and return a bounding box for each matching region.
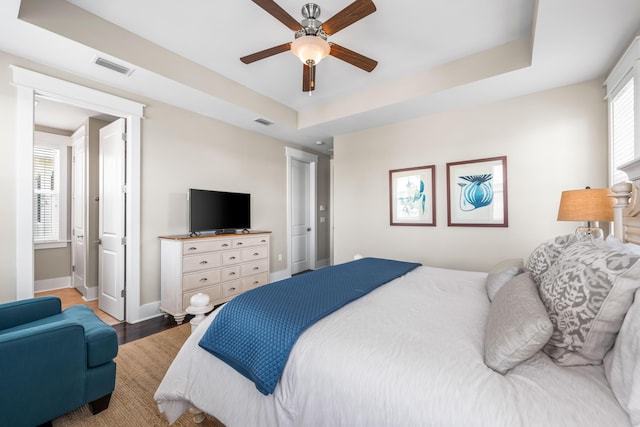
[198,257,420,395]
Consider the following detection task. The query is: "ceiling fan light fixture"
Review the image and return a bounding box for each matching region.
[291,35,330,66]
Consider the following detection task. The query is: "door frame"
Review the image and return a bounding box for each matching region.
[285,147,317,277]
[11,66,145,322]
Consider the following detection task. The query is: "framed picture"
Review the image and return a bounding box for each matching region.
[446,156,508,227]
[389,165,436,226]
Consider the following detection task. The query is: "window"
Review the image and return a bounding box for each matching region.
[33,132,69,248]
[33,146,60,242]
[610,77,635,185]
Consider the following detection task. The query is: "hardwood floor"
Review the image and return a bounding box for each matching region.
[36,288,120,326]
[35,288,189,345]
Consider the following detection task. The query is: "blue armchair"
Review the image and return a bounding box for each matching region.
[0,296,118,427]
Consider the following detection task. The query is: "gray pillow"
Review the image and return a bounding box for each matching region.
[526,234,576,285]
[484,272,553,374]
[539,240,640,366]
[486,258,524,301]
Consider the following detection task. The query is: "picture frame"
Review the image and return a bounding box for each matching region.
[389,165,436,226]
[446,156,508,227]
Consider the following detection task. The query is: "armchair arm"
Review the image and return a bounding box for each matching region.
[0,297,62,330]
[0,320,87,426]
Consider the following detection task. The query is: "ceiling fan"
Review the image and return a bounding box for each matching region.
[241,0,378,93]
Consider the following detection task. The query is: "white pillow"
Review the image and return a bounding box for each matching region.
[605,289,640,425]
[484,272,553,374]
[485,258,524,301]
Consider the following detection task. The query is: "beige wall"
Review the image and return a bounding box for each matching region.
[333,79,608,271]
[0,56,17,301]
[0,50,331,304]
[34,247,70,281]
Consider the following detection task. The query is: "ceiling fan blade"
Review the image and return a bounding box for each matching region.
[251,0,302,31]
[303,63,316,92]
[240,43,291,64]
[322,0,376,36]
[329,43,377,72]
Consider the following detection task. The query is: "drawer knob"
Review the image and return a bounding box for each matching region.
[199,278,208,282]
[222,243,229,247]
[237,242,244,246]
[229,256,236,260]
[253,281,259,285]
[229,272,236,276]
[188,247,197,251]
[253,252,259,256]
[253,266,260,271]
[200,260,208,265]
[229,287,236,292]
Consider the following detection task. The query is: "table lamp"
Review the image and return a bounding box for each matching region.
[557,187,615,240]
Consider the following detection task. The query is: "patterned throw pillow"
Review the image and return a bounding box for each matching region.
[538,240,640,366]
[526,234,576,284]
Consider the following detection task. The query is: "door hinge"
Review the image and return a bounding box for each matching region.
[121,237,127,246]
[71,265,75,272]
[121,289,126,298]
[121,132,127,141]
[122,184,127,193]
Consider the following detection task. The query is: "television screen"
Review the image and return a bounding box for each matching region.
[189,189,251,233]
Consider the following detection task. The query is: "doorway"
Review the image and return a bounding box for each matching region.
[12,66,145,323]
[286,147,317,276]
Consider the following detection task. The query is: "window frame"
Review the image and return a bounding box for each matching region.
[33,131,70,250]
[605,36,640,186]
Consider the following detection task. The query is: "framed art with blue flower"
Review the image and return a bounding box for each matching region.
[389,165,436,226]
[446,156,508,227]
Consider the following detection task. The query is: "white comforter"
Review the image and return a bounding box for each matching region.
[155,266,631,426]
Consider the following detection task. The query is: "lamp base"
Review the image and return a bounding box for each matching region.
[575,226,604,240]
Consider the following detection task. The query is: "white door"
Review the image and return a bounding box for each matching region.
[291,158,311,274]
[71,126,86,294]
[98,118,126,320]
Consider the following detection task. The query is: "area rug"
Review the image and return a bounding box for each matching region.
[53,324,224,426]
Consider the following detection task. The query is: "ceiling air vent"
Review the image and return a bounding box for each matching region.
[93,56,134,76]
[254,117,274,126]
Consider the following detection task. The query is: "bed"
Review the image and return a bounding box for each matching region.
[155,181,640,426]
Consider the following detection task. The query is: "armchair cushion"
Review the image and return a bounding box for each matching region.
[0,297,118,426]
[63,305,118,367]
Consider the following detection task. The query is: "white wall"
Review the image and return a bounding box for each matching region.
[0,50,331,304]
[333,79,608,271]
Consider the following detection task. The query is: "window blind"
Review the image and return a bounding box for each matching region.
[33,146,60,242]
[611,78,635,184]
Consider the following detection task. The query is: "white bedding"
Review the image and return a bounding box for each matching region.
[155,265,631,426]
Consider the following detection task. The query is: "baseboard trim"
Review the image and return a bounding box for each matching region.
[34,276,71,293]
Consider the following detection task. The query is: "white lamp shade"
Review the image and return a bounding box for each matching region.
[291,36,331,65]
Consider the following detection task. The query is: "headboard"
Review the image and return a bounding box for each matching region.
[612,158,640,245]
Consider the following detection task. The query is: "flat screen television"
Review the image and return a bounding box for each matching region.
[189,189,251,234]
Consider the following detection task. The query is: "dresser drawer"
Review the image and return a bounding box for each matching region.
[183,252,222,273]
[241,260,269,277]
[241,246,268,262]
[222,250,242,265]
[222,280,243,298]
[182,239,232,255]
[233,236,268,249]
[182,269,221,292]
[221,265,240,282]
[182,284,222,309]
[242,272,269,291]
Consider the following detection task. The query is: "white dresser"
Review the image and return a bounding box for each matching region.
[159,231,270,324]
